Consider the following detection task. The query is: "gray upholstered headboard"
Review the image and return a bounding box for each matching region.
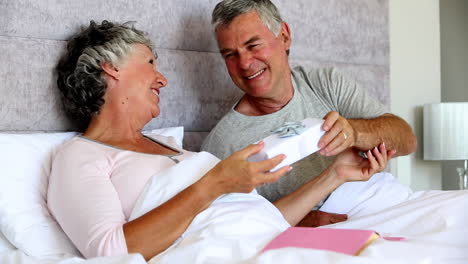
[0,0,389,151]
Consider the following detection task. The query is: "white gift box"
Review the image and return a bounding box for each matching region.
[248,118,325,171]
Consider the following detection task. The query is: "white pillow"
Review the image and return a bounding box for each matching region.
[0,127,184,259]
[0,132,80,258]
[144,126,184,148]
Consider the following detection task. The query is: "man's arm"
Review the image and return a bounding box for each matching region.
[349,113,417,156]
[296,210,348,227]
[318,112,417,157]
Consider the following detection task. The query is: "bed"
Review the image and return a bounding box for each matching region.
[1,131,468,264]
[1,0,467,263]
[1,131,467,264]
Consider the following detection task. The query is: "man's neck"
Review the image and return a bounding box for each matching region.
[235,87,294,116]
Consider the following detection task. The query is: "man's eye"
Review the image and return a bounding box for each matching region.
[149,59,154,64]
[223,54,233,59]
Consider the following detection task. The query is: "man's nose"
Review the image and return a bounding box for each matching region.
[238,52,253,70]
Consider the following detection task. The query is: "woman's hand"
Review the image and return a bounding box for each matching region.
[331,143,396,183]
[203,142,291,195]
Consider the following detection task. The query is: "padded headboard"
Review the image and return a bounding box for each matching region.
[0,0,389,151]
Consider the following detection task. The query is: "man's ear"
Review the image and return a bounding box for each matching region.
[279,22,291,52]
[101,62,120,80]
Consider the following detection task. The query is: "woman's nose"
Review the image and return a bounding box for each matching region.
[156,72,168,88]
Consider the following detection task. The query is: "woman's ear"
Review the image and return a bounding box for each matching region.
[101,62,120,80]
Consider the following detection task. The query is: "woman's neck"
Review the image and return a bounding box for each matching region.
[83,109,146,145]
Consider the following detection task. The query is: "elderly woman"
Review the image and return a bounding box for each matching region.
[47,20,393,261]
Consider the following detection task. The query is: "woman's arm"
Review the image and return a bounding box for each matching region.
[273,143,395,226]
[50,141,289,260]
[124,142,291,260]
[123,177,219,260]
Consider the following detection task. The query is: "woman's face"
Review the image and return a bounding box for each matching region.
[114,43,167,121]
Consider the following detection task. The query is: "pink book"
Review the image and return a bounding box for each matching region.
[262,227,380,256]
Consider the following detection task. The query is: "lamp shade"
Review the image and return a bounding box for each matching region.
[423,102,468,160]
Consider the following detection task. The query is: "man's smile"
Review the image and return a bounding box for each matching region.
[245,68,265,80]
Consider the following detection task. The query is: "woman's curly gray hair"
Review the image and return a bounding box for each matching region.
[56,20,153,131]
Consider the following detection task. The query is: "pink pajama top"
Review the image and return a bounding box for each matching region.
[47,135,196,258]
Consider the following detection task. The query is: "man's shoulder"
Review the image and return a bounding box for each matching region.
[201,110,242,154]
[292,65,351,97]
[207,110,242,134]
[292,65,340,83]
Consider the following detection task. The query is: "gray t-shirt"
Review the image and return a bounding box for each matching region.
[202,66,385,204]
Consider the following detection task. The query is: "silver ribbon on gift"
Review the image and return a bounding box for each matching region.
[271,122,306,138]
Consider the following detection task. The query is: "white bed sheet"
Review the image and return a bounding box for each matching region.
[0,232,146,264]
[1,169,467,264]
[0,231,15,254]
[136,156,467,264]
[244,189,468,264]
[0,251,146,264]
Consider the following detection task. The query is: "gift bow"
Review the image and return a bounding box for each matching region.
[271,122,306,138]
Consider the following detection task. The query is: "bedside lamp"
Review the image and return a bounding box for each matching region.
[423,102,468,189]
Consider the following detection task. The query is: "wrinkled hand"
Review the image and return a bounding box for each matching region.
[319,111,355,156]
[332,143,396,183]
[205,142,291,195]
[296,210,348,227]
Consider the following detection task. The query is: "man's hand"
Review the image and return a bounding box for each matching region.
[296,210,348,227]
[318,112,416,157]
[318,111,355,156]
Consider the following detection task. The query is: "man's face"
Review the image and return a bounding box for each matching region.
[215,11,291,99]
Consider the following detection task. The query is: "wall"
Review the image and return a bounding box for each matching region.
[440,0,468,190]
[389,0,442,190]
[0,0,390,152]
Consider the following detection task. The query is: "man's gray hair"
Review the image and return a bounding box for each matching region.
[212,0,283,36]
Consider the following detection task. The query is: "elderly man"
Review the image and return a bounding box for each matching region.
[202,0,416,226]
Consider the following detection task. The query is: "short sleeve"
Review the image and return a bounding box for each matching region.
[310,68,386,119]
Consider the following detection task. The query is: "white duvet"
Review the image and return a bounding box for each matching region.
[131,152,468,264]
[129,152,290,264]
[2,152,468,264]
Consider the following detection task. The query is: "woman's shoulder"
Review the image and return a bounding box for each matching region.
[55,136,105,155]
[52,136,113,168]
